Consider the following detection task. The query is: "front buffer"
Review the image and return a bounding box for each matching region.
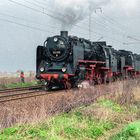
[40,73,75,90]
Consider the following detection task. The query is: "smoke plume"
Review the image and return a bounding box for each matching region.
[49,0,110,30]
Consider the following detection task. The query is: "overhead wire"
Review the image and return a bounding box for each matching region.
[0,12,99,38]
[30,0,137,38]
[0,17,56,34]
[101,13,140,37]
[7,0,95,32]
[0,14,123,45]
[4,0,126,44]
[20,0,126,44]
[6,0,104,37]
[0,12,61,29]
[22,0,140,42]
[7,0,63,21]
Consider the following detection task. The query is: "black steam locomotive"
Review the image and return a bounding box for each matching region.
[36,31,140,89]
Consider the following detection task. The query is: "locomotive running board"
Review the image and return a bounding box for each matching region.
[78,60,105,64]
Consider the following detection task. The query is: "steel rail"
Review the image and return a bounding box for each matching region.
[0,85,42,93]
[0,90,47,103]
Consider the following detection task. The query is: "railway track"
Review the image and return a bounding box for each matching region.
[0,85,48,103]
[0,85,42,93]
[0,84,110,103]
[0,85,69,103]
[0,90,49,103]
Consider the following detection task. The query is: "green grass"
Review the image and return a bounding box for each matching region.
[0,99,139,140]
[0,114,115,140]
[1,82,38,89]
[109,121,140,140]
[98,99,124,113]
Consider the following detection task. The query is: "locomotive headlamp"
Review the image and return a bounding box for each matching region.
[62,67,67,73]
[54,37,58,42]
[40,67,45,72]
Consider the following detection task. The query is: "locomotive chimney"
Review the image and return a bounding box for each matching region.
[60,31,68,38]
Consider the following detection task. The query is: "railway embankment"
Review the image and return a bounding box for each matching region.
[0,79,140,139]
[0,97,140,139]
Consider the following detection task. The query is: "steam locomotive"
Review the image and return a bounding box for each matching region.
[36,31,140,89]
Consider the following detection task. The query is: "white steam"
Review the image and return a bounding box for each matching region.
[49,0,110,30]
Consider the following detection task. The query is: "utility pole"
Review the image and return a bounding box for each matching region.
[89,12,91,40]
[89,8,102,40]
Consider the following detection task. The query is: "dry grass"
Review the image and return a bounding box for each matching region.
[0,78,140,130]
[0,77,36,86]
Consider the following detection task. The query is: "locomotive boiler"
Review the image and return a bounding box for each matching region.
[36,31,140,89]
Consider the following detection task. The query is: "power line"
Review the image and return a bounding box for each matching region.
[33,0,50,7]
[0,13,98,38]
[7,0,125,39]
[101,13,140,37]
[7,0,92,32]
[0,12,100,37]
[9,1,102,37]
[93,14,127,36]
[127,36,140,42]
[0,17,56,34]
[78,17,125,44]
[15,0,125,38]
[22,0,122,36]
[22,0,59,17]
[80,18,126,37]
[0,15,123,45]
[123,42,140,45]
[5,0,125,44]
[0,12,61,29]
[14,0,140,45]
[7,0,63,21]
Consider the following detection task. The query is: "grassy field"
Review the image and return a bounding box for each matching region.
[0,98,139,140]
[110,121,140,140]
[0,76,36,89]
[0,79,140,139]
[0,78,38,89]
[0,82,38,89]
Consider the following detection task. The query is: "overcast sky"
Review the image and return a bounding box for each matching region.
[0,0,140,72]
